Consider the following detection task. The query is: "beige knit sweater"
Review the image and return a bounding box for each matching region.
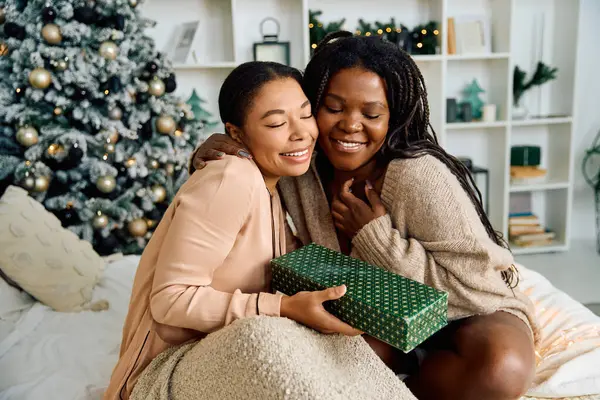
[278,154,539,341]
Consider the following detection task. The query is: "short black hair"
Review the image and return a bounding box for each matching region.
[304,31,517,288]
[218,61,302,133]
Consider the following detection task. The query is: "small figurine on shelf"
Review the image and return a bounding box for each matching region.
[461,79,486,120]
[513,62,558,120]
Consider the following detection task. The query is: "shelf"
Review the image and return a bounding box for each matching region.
[446,121,507,130]
[412,54,444,62]
[511,240,567,255]
[511,116,573,127]
[173,62,238,70]
[446,53,510,61]
[509,180,570,193]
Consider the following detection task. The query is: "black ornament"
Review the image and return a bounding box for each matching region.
[15,0,28,12]
[73,87,88,100]
[147,208,163,221]
[56,207,80,226]
[114,15,125,30]
[108,76,122,93]
[145,62,158,73]
[58,145,84,170]
[138,119,153,140]
[42,6,57,23]
[94,231,121,256]
[4,22,26,40]
[164,74,177,93]
[96,16,111,28]
[139,70,152,81]
[74,7,96,24]
[136,91,149,104]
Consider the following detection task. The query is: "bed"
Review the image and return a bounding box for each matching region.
[0,255,599,400]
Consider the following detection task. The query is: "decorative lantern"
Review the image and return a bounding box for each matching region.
[253,17,290,66]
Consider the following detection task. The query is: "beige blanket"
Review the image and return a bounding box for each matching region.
[131,316,416,400]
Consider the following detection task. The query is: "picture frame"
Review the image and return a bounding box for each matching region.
[454,15,491,54]
[167,21,201,64]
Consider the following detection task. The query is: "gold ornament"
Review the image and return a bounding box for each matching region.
[148,77,165,97]
[54,107,63,116]
[151,185,167,203]
[22,176,35,191]
[33,175,51,192]
[0,42,8,57]
[108,106,123,120]
[166,163,175,176]
[156,114,176,135]
[0,8,5,24]
[29,67,52,89]
[129,0,138,7]
[16,126,39,147]
[99,41,119,60]
[150,159,160,169]
[93,212,109,229]
[128,218,148,237]
[146,218,157,229]
[96,175,116,193]
[42,24,62,45]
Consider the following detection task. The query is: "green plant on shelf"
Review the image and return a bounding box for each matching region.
[513,62,558,108]
[309,10,346,55]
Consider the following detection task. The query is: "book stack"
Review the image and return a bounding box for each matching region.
[509,213,555,247]
[510,146,547,184]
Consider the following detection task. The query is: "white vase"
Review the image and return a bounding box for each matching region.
[512,101,529,120]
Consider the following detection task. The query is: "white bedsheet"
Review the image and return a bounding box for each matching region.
[0,256,599,400]
[0,256,138,400]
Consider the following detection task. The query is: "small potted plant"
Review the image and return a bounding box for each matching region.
[513,61,558,120]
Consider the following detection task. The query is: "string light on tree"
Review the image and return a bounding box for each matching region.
[151,185,166,203]
[54,107,63,116]
[125,157,136,167]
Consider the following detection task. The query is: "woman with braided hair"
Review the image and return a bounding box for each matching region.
[191,31,538,400]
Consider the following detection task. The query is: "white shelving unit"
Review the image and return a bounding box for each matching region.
[142,0,580,255]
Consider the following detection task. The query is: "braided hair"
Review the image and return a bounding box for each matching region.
[304,31,517,288]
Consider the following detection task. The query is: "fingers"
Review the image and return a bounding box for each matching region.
[320,313,364,336]
[204,148,226,161]
[317,285,347,302]
[331,197,350,215]
[342,178,354,194]
[365,180,387,216]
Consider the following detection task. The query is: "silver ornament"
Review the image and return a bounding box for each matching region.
[99,41,119,60]
[29,68,52,89]
[22,176,35,190]
[108,106,123,120]
[93,213,109,229]
[128,218,148,237]
[42,24,62,45]
[96,175,116,193]
[156,114,176,135]
[55,58,69,71]
[148,78,165,97]
[16,126,39,147]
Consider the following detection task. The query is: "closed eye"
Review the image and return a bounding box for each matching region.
[326,106,342,114]
[300,114,313,119]
[364,114,381,120]
[267,122,286,128]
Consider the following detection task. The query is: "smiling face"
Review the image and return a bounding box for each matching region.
[316,67,390,172]
[227,77,318,182]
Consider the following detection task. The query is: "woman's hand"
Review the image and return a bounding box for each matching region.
[331,179,387,238]
[280,285,363,336]
[189,133,252,174]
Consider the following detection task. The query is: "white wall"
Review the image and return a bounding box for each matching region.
[572,0,599,241]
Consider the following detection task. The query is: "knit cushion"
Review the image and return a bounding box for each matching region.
[0,186,105,312]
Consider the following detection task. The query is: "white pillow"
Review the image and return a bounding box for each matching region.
[0,186,105,312]
[519,264,600,398]
[0,276,35,344]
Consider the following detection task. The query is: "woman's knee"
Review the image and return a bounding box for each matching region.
[455,314,536,399]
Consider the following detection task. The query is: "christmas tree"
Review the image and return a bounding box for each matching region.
[462,79,485,120]
[0,0,214,255]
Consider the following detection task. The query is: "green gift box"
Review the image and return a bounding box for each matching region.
[271,243,448,353]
